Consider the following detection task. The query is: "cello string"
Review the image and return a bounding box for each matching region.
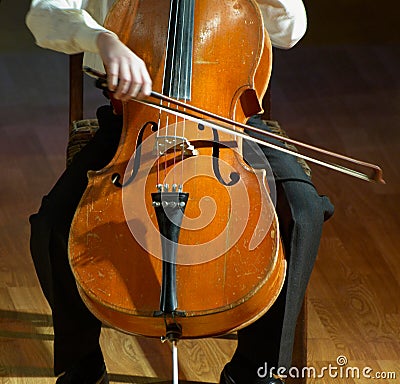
[167,0,181,190]
[173,0,192,192]
[172,0,183,190]
[178,0,196,192]
[160,0,179,190]
[158,0,177,189]
[178,0,188,191]
[164,0,176,189]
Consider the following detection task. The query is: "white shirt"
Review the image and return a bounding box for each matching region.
[26,0,307,71]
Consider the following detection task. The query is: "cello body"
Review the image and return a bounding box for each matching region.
[68,0,285,338]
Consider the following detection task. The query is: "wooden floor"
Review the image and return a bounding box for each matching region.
[1,1,399,383]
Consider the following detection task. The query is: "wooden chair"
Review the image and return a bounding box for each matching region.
[68,53,307,384]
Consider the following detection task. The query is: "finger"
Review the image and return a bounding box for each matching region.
[106,61,118,92]
[138,68,152,98]
[125,65,144,100]
[114,60,131,99]
[121,60,146,100]
[133,66,152,100]
[126,81,143,100]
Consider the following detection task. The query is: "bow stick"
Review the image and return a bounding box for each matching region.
[84,67,385,184]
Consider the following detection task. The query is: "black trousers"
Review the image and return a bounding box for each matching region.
[29,106,333,376]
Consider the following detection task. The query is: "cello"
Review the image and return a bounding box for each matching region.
[68,0,383,381]
[69,0,284,337]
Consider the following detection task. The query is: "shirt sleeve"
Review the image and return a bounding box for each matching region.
[256,0,307,49]
[26,0,117,55]
[26,0,307,54]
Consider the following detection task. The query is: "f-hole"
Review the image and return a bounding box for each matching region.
[112,121,158,188]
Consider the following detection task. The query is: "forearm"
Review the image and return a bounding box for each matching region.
[26,0,116,55]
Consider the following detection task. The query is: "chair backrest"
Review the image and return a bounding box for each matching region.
[69,53,84,131]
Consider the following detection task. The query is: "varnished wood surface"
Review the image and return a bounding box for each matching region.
[1,1,399,383]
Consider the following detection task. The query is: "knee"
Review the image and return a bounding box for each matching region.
[278,180,334,236]
[295,192,332,230]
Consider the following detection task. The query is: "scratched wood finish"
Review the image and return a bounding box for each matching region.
[1,0,399,383]
[68,0,281,340]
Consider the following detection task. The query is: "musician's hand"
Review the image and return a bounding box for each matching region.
[96,32,152,100]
